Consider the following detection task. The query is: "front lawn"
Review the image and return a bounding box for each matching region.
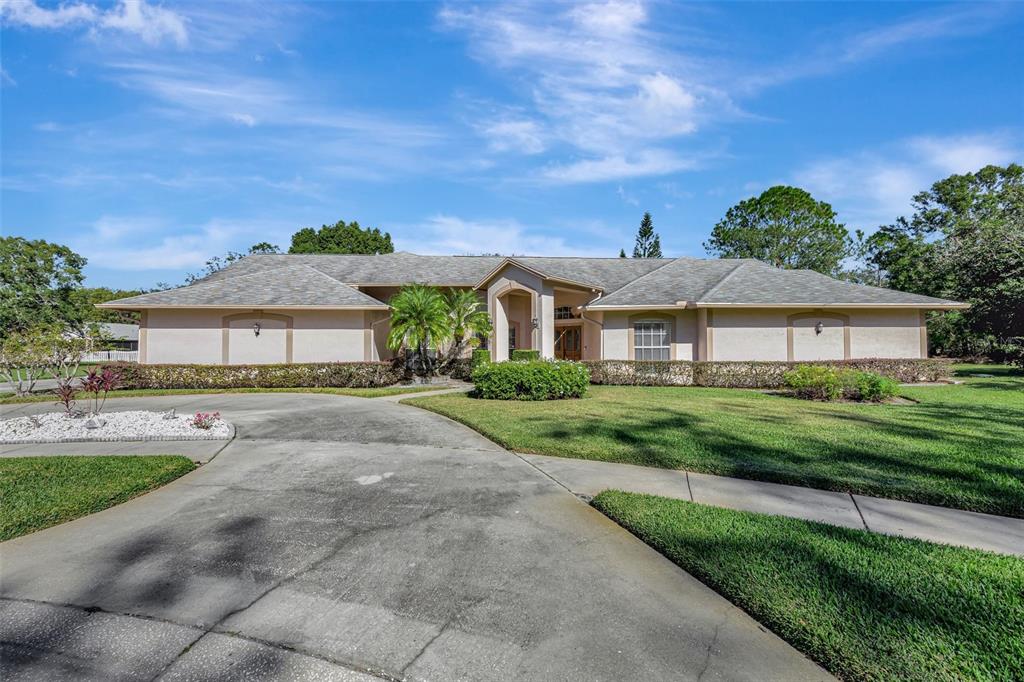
[0,455,195,541]
[406,368,1024,516]
[593,491,1024,682]
[0,384,443,404]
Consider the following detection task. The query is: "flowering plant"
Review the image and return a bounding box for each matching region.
[192,411,221,430]
[79,368,121,415]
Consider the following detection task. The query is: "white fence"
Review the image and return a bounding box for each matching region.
[83,350,138,363]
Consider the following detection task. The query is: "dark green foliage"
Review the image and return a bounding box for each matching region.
[406,369,1023,516]
[100,361,401,389]
[472,349,491,366]
[289,219,394,255]
[0,237,87,337]
[471,360,590,400]
[705,186,851,275]
[858,164,1024,363]
[584,358,950,387]
[618,248,627,258]
[0,456,195,541]
[593,492,1024,682]
[69,287,142,325]
[632,211,662,258]
[510,349,541,361]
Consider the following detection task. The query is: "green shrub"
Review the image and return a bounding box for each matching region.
[99,361,401,389]
[472,349,491,367]
[510,349,541,361]
[844,370,899,402]
[785,366,900,402]
[584,358,951,388]
[444,358,474,381]
[784,365,844,400]
[472,360,589,400]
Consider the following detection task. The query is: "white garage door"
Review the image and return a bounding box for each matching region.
[228,317,288,364]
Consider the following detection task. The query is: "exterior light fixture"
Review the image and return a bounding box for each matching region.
[814,321,824,335]
[531,318,539,330]
[253,322,261,337]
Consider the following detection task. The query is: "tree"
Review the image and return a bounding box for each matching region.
[0,325,89,396]
[705,186,851,275]
[618,248,627,258]
[861,164,1023,362]
[386,284,452,375]
[69,287,143,325]
[185,242,282,284]
[438,289,492,370]
[632,212,662,258]
[289,220,394,255]
[0,237,87,338]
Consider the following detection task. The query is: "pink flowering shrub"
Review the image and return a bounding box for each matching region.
[192,411,221,430]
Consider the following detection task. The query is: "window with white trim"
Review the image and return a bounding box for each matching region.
[634,321,670,360]
[554,306,575,320]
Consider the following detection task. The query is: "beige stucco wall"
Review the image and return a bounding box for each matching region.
[144,308,370,364]
[847,309,922,359]
[599,307,923,362]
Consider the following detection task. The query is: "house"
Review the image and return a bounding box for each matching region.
[95,322,140,351]
[98,253,965,365]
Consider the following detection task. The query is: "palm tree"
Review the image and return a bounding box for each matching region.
[440,288,492,369]
[387,284,451,375]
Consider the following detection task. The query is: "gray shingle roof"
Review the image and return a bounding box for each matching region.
[102,252,964,309]
[588,259,962,308]
[103,264,388,308]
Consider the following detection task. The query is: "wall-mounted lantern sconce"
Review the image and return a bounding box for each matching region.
[814,321,824,336]
[253,322,261,337]
[531,318,539,330]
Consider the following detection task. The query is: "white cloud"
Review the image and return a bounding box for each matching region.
[34,121,62,132]
[541,149,697,184]
[795,132,1019,228]
[440,1,729,182]
[616,185,639,206]
[78,216,292,271]
[1,0,187,47]
[395,215,612,257]
[0,65,15,86]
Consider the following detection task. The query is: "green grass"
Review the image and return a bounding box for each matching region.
[592,491,1024,682]
[0,384,444,404]
[406,366,1024,516]
[0,455,195,541]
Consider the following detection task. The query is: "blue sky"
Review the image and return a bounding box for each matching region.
[2,0,1021,290]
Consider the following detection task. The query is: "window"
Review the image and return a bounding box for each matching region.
[508,326,516,351]
[634,321,670,360]
[554,306,575,320]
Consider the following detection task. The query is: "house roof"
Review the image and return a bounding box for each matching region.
[99,252,966,310]
[99,264,389,309]
[97,322,139,341]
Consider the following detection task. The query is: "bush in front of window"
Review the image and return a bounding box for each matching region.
[471,360,590,400]
[97,361,402,389]
[784,365,900,402]
[472,349,491,366]
[510,349,541,361]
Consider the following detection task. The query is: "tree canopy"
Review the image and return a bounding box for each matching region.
[0,237,87,337]
[185,242,282,284]
[858,163,1024,361]
[631,212,662,258]
[289,220,394,255]
[705,186,851,275]
[69,287,143,325]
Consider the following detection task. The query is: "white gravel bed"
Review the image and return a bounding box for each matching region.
[0,410,234,444]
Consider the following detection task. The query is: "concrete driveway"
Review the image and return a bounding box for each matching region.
[0,394,831,681]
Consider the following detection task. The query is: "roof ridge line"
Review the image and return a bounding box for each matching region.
[598,256,687,299]
[697,260,750,301]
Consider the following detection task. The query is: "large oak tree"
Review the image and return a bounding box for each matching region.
[705,186,851,275]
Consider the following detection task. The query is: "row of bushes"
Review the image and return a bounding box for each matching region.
[472,360,590,400]
[784,365,899,402]
[585,358,952,388]
[99,361,403,389]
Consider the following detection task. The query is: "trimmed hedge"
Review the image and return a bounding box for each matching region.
[99,361,402,389]
[584,358,952,388]
[510,349,541,361]
[472,360,590,400]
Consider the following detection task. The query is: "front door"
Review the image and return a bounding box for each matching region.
[555,326,582,361]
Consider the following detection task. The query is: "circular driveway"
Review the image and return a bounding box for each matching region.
[0,393,830,681]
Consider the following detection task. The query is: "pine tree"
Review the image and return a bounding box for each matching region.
[632,212,662,258]
[618,248,626,258]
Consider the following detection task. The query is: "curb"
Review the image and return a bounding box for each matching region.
[0,423,236,445]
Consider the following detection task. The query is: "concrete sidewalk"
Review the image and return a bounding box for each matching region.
[519,453,1024,557]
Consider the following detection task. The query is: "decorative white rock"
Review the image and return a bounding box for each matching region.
[0,410,233,443]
